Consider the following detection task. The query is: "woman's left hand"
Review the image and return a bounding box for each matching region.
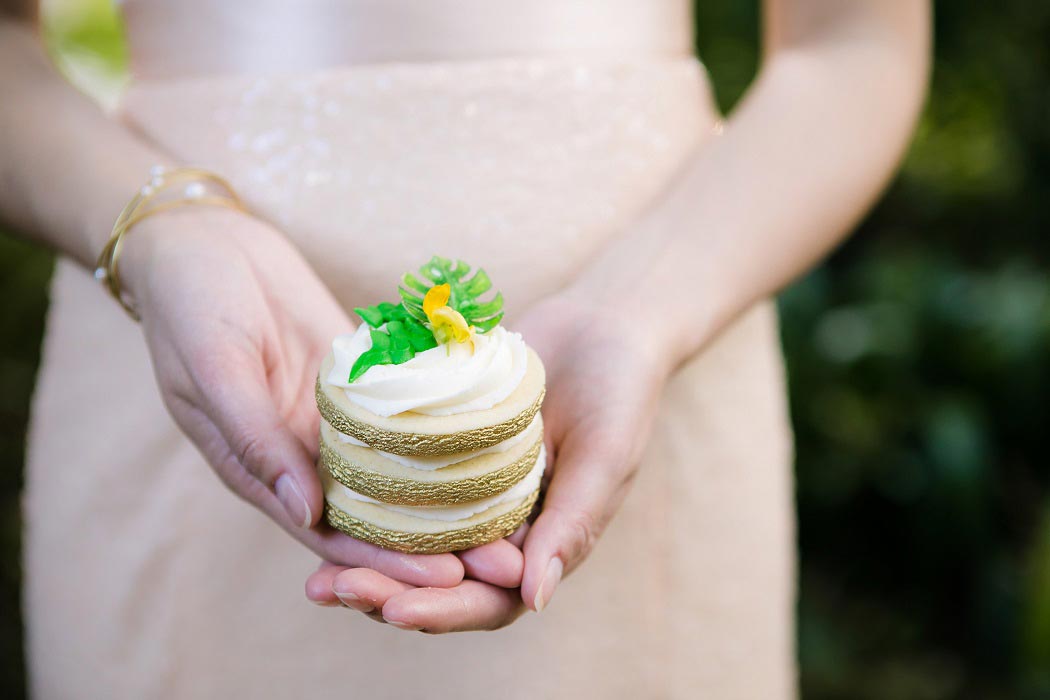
[305,293,675,631]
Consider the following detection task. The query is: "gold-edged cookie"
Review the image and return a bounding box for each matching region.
[320,468,540,554]
[315,346,545,456]
[319,416,543,505]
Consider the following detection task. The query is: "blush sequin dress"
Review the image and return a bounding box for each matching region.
[24,55,797,698]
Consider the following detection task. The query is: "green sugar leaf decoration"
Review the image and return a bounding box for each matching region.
[345,257,504,383]
[355,306,385,328]
[399,256,504,332]
[348,302,438,382]
[354,301,406,328]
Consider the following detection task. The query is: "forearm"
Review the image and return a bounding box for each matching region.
[0,20,173,268]
[565,1,931,369]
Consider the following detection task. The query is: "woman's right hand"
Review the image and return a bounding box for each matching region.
[115,206,466,587]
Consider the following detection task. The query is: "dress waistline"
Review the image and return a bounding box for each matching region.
[120,0,695,80]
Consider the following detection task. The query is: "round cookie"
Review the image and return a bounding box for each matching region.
[316,346,545,456]
[320,468,541,554]
[320,416,543,505]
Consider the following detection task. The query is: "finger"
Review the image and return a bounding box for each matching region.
[181,396,468,590]
[181,396,467,588]
[381,580,527,633]
[331,568,415,614]
[192,356,323,530]
[183,396,468,587]
[520,433,635,613]
[305,561,343,606]
[457,538,524,588]
[181,396,468,588]
[309,528,465,588]
[506,521,530,549]
[363,610,388,624]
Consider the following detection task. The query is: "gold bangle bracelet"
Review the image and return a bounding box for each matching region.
[94,166,248,321]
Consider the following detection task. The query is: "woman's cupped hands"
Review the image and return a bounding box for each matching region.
[118,208,673,633]
[305,294,673,632]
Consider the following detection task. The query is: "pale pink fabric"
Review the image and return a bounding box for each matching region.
[24,57,796,698]
[119,0,694,79]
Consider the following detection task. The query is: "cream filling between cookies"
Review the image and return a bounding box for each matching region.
[333,414,541,471]
[326,324,527,417]
[337,445,546,522]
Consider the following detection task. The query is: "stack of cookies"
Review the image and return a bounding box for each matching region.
[314,257,546,554]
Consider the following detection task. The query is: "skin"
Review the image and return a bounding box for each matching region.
[1,0,930,633]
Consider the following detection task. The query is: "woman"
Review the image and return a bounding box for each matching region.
[0,0,929,697]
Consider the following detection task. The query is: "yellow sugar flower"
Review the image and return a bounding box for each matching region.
[423,283,477,352]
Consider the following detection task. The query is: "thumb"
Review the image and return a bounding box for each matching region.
[520,431,636,612]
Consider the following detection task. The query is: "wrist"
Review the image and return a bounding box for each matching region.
[80,158,180,271]
[116,206,258,313]
[562,235,734,371]
[537,286,680,380]
[93,166,250,321]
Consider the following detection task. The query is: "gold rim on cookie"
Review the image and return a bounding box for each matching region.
[315,348,544,455]
[319,416,543,505]
[319,451,544,554]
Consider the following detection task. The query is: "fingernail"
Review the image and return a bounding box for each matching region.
[386,619,423,631]
[310,598,341,607]
[534,556,563,613]
[334,590,373,613]
[275,474,312,528]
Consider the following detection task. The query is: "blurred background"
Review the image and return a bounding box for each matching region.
[1,1,1048,697]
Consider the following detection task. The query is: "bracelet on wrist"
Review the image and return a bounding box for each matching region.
[94,165,247,321]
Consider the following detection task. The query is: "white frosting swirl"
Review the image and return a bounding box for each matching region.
[335,414,541,471]
[326,324,527,417]
[337,445,546,522]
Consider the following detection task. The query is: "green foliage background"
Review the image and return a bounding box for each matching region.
[1,1,1047,697]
